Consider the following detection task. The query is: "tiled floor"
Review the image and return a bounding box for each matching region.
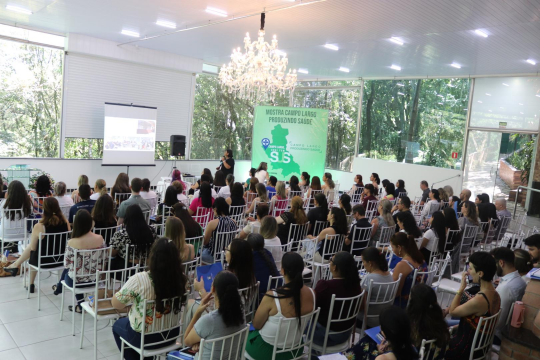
[0,271,121,360]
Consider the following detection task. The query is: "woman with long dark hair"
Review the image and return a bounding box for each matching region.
[300,171,310,187]
[370,173,380,193]
[201,197,236,263]
[248,234,280,300]
[350,174,364,195]
[244,167,256,189]
[339,193,352,215]
[395,179,407,199]
[313,251,362,347]
[29,174,53,213]
[226,182,246,206]
[217,173,234,199]
[189,182,214,216]
[276,196,308,245]
[287,175,301,195]
[172,202,203,239]
[91,194,117,245]
[307,193,329,236]
[382,182,395,201]
[255,162,269,184]
[110,204,156,266]
[419,211,447,263]
[407,284,449,360]
[111,172,130,200]
[113,238,188,360]
[421,188,442,222]
[245,183,269,215]
[213,170,226,187]
[390,232,427,308]
[0,180,32,242]
[157,185,179,221]
[185,271,246,359]
[189,168,214,195]
[246,252,316,360]
[307,207,348,263]
[395,211,422,238]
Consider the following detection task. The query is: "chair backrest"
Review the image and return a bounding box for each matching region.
[317,291,365,354]
[228,205,246,224]
[349,225,373,255]
[272,308,320,360]
[34,230,72,267]
[264,244,287,270]
[182,256,201,289]
[287,190,303,199]
[317,234,345,261]
[141,209,151,225]
[286,223,309,251]
[140,296,187,347]
[60,205,71,220]
[266,275,284,292]
[351,191,363,205]
[90,266,139,314]
[211,229,238,264]
[495,216,512,242]
[0,207,27,239]
[125,244,151,270]
[430,255,451,290]
[199,325,250,360]
[245,192,258,209]
[238,282,260,322]
[445,229,460,252]
[72,246,112,285]
[93,226,120,246]
[469,311,501,360]
[460,225,479,255]
[377,226,394,247]
[249,200,269,218]
[272,198,289,217]
[397,192,408,199]
[114,193,131,208]
[193,212,211,230]
[365,200,378,220]
[312,220,329,237]
[409,267,438,297]
[418,339,438,360]
[362,274,402,334]
[31,196,49,214]
[185,235,204,258]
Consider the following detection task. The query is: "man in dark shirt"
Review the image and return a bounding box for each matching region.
[420,180,430,205]
[68,184,96,224]
[217,149,235,177]
[266,176,277,199]
[307,193,328,235]
[344,204,372,254]
[392,196,412,232]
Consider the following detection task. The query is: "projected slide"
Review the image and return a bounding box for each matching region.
[103,103,157,166]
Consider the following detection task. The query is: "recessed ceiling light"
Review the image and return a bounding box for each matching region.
[475,29,488,38]
[273,50,287,57]
[450,63,461,69]
[324,44,339,51]
[485,93,491,96]
[121,29,140,37]
[6,4,32,14]
[338,67,349,72]
[396,83,404,87]
[526,59,536,65]
[156,20,176,29]
[389,37,403,45]
[206,7,227,17]
[298,68,309,74]
[520,112,524,115]
[397,92,405,96]
[478,101,483,103]
[390,64,401,71]
[502,83,509,87]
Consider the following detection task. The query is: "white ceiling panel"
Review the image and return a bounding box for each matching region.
[1,0,540,78]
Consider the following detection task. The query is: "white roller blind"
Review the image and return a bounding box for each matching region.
[63,53,194,142]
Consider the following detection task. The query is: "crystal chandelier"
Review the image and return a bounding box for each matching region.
[219,13,297,103]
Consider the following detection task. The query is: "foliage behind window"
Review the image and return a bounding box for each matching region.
[64,138,177,160]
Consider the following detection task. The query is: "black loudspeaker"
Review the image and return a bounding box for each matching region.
[170,135,186,156]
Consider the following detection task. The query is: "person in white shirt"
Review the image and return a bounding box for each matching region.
[491,247,526,343]
[254,162,268,184]
[259,216,283,269]
[192,175,217,199]
[420,188,441,223]
[217,174,234,199]
[53,182,74,207]
[89,179,108,201]
[139,178,158,209]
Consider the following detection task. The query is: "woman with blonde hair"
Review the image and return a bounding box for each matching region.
[438,187,449,203]
[71,175,89,204]
[371,199,396,246]
[260,216,282,267]
[90,179,108,200]
[245,183,269,215]
[270,181,288,217]
[275,196,307,245]
[165,216,194,262]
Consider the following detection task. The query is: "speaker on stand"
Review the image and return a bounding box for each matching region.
[169,135,186,175]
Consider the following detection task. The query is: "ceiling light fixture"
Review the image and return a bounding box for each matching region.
[6,4,32,14]
[520,112,524,115]
[156,20,176,29]
[324,44,339,51]
[475,29,488,38]
[390,64,401,71]
[338,67,350,72]
[389,37,403,45]
[219,13,296,103]
[205,7,228,17]
[450,63,461,69]
[121,29,140,37]
[526,59,536,65]
[298,68,309,74]
[502,83,509,86]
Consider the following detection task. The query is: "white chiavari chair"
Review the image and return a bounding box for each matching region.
[286,223,309,252]
[312,234,345,287]
[202,325,250,360]
[349,225,373,256]
[360,275,402,336]
[312,220,329,237]
[114,193,131,209]
[0,207,27,254]
[271,198,289,217]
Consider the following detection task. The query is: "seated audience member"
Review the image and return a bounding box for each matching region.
[419,180,430,205]
[213,170,227,188]
[495,198,511,219]
[307,207,348,263]
[54,181,74,207]
[254,162,269,184]
[458,200,480,231]
[514,248,533,283]
[313,251,362,348]
[349,174,364,195]
[524,234,540,268]
[110,204,156,268]
[360,184,378,210]
[266,176,277,199]
[407,284,450,360]
[165,217,195,262]
[419,211,446,263]
[0,180,32,241]
[307,193,329,235]
[70,175,88,204]
[458,188,472,211]
[91,195,117,244]
[449,195,460,214]
[371,199,395,246]
[190,168,213,194]
[53,209,105,312]
[475,193,497,223]
[5,198,70,291]
[321,172,336,201]
[226,182,246,207]
[339,193,352,215]
[171,180,189,203]
[110,172,130,202]
[68,184,96,224]
[382,182,395,201]
[370,173,381,194]
[0,173,6,198]
[344,307,419,360]
[184,271,246,360]
[189,183,215,216]
[157,186,179,222]
[139,178,157,209]
[171,168,183,184]
[248,233,280,301]
[395,179,407,199]
[390,232,427,308]
[202,197,236,263]
[89,179,107,201]
[172,202,204,239]
[245,183,269,215]
[113,239,187,360]
[380,179,390,199]
[299,171,310,187]
[438,187,449,203]
[243,167,256,189]
[421,188,441,222]
[192,174,218,199]
[445,252,501,360]
[444,185,454,198]
[358,247,394,328]
[345,205,372,252]
[29,174,53,213]
[245,252,315,360]
[491,247,526,343]
[395,211,422,238]
[217,174,234,199]
[306,175,322,201]
[239,203,269,239]
[276,196,308,245]
[286,175,301,196]
[244,177,259,205]
[270,181,288,216]
[260,216,283,268]
[116,178,151,225]
[391,196,411,232]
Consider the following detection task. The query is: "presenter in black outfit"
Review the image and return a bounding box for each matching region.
[217,149,235,176]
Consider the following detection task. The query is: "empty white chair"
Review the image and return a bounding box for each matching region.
[0,208,27,254]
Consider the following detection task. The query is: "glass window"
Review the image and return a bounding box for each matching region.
[360,78,469,169]
[64,138,175,160]
[470,76,540,130]
[0,38,64,158]
[0,24,65,48]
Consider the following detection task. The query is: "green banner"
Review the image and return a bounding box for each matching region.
[252,106,328,181]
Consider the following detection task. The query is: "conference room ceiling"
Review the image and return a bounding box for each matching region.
[1,0,540,79]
